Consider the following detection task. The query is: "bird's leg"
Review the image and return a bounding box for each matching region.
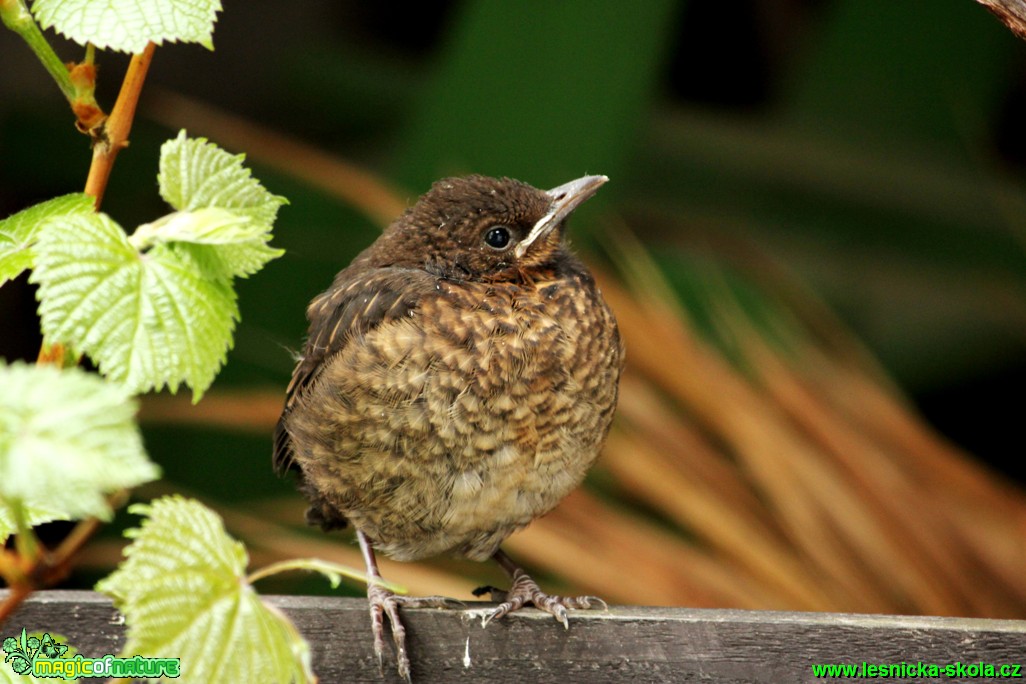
[359,531,410,680]
[473,548,607,628]
[357,531,460,682]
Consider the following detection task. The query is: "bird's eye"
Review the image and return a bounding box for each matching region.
[483,226,512,250]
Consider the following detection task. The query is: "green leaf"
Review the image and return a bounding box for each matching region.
[31,212,239,400]
[0,194,94,287]
[31,0,222,54]
[155,131,286,280]
[97,497,315,684]
[131,208,270,249]
[159,131,287,225]
[29,136,286,401]
[130,207,284,281]
[0,362,159,539]
[197,240,285,279]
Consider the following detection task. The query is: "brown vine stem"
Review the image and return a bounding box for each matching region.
[0,490,125,623]
[37,42,157,369]
[84,41,156,208]
[35,342,66,365]
[0,517,104,624]
[6,48,160,628]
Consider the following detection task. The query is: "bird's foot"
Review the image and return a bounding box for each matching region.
[367,583,463,682]
[472,569,607,628]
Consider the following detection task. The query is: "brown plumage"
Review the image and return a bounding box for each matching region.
[274,174,624,680]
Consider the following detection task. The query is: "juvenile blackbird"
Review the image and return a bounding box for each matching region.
[273,174,624,680]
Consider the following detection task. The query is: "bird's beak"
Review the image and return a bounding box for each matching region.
[514,175,608,258]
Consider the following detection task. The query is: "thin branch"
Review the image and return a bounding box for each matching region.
[84,42,156,208]
[35,45,156,367]
[36,341,66,366]
[0,488,124,624]
[0,517,103,624]
[0,0,105,133]
[0,0,75,102]
[0,584,33,627]
[246,557,396,591]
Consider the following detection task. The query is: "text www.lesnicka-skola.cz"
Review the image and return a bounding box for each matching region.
[811,661,1022,679]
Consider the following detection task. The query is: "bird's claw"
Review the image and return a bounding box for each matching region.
[368,586,462,682]
[480,569,607,628]
[368,583,410,682]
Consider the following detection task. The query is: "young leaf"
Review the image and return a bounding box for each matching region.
[130,207,269,249]
[155,132,286,280]
[0,194,94,287]
[31,211,239,400]
[31,0,222,54]
[159,131,287,226]
[0,362,159,533]
[130,206,284,281]
[97,497,315,684]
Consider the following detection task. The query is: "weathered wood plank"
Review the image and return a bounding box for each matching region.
[2,590,1024,683]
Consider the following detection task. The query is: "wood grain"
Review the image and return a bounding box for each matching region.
[2,590,1024,683]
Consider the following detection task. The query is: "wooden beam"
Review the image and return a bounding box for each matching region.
[2,591,1025,682]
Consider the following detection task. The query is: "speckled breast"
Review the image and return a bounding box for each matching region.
[291,271,623,562]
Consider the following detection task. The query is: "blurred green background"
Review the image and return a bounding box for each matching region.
[1,0,1024,601]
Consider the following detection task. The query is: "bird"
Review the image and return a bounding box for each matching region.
[273,173,624,680]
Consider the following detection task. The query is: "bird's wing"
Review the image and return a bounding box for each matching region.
[273,266,440,475]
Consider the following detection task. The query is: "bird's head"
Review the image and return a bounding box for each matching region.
[375,174,607,281]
